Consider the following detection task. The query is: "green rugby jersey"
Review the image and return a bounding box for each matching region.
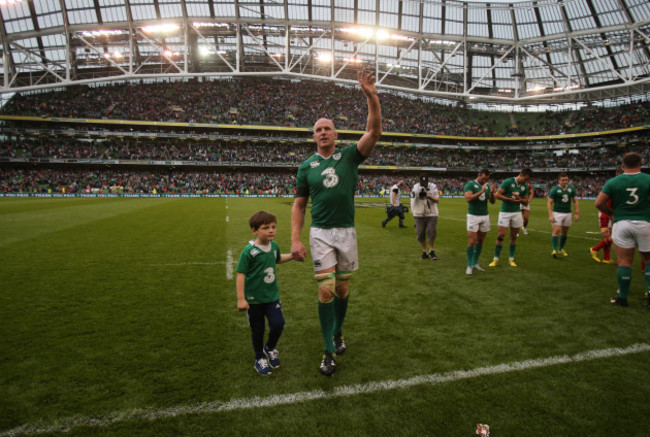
[236,240,281,304]
[601,172,650,223]
[499,176,530,213]
[548,184,577,213]
[464,180,491,216]
[296,144,365,228]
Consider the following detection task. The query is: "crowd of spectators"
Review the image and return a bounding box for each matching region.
[0,168,613,198]
[2,138,648,171]
[2,77,649,137]
[1,78,647,197]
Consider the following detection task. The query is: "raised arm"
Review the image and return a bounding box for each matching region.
[356,68,382,158]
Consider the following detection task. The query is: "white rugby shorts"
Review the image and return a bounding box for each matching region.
[467,214,490,233]
[612,220,650,251]
[497,211,523,229]
[552,212,572,227]
[309,227,359,272]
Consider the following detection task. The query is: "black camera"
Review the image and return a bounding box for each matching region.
[418,174,429,199]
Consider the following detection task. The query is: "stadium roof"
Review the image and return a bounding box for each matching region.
[0,0,649,106]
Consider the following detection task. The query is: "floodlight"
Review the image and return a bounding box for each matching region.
[142,24,180,34]
[317,52,332,63]
[376,30,390,41]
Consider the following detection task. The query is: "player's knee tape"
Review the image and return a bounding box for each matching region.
[315,272,336,301]
[497,237,505,242]
[335,271,353,286]
[335,271,353,299]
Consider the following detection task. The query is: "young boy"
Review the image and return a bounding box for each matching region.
[236,210,296,375]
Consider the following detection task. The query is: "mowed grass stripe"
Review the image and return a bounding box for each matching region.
[0,198,178,247]
[2,343,648,437]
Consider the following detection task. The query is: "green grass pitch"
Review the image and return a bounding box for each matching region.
[1,196,648,437]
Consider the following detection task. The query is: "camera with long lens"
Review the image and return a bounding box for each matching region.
[418,175,429,198]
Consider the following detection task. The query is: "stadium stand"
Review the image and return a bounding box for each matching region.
[0,79,648,197]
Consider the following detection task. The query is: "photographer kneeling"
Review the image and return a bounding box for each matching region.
[382,180,408,228]
[410,174,440,260]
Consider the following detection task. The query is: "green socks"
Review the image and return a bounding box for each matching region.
[318,301,336,353]
[617,266,632,299]
[509,243,517,259]
[333,295,349,338]
[473,244,483,266]
[560,235,568,250]
[494,244,503,259]
[551,236,559,251]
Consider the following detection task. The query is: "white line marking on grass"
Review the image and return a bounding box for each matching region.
[2,343,648,437]
[148,262,226,267]
[226,249,234,280]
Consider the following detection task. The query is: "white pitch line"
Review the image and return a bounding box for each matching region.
[226,249,234,280]
[2,343,648,437]
[148,262,225,267]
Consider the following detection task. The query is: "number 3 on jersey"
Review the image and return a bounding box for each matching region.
[321,167,340,188]
[625,187,639,205]
[263,267,275,284]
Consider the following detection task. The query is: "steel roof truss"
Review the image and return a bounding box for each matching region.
[466,45,514,95]
[9,41,67,83]
[192,25,237,72]
[572,35,628,83]
[75,34,129,75]
[419,41,463,90]
[136,29,185,73]
[242,24,285,72]
[376,38,417,85]
[520,45,579,89]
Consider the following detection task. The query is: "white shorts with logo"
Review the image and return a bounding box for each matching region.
[467,214,490,233]
[309,227,359,272]
[498,211,523,229]
[612,220,650,251]
[552,212,572,227]
[520,203,531,211]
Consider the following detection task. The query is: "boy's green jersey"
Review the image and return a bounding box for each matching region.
[499,177,530,213]
[296,144,365,228]
[601,172,650,223]
[236,240,281,304]
[464,180,491,215]
[548,184,577,213]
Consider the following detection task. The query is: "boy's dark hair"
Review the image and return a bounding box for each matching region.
[622,152,642,169]
[249,210,277,230]
[520,168,533,177]
[478,168,491,177]
[558,172,568,178]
